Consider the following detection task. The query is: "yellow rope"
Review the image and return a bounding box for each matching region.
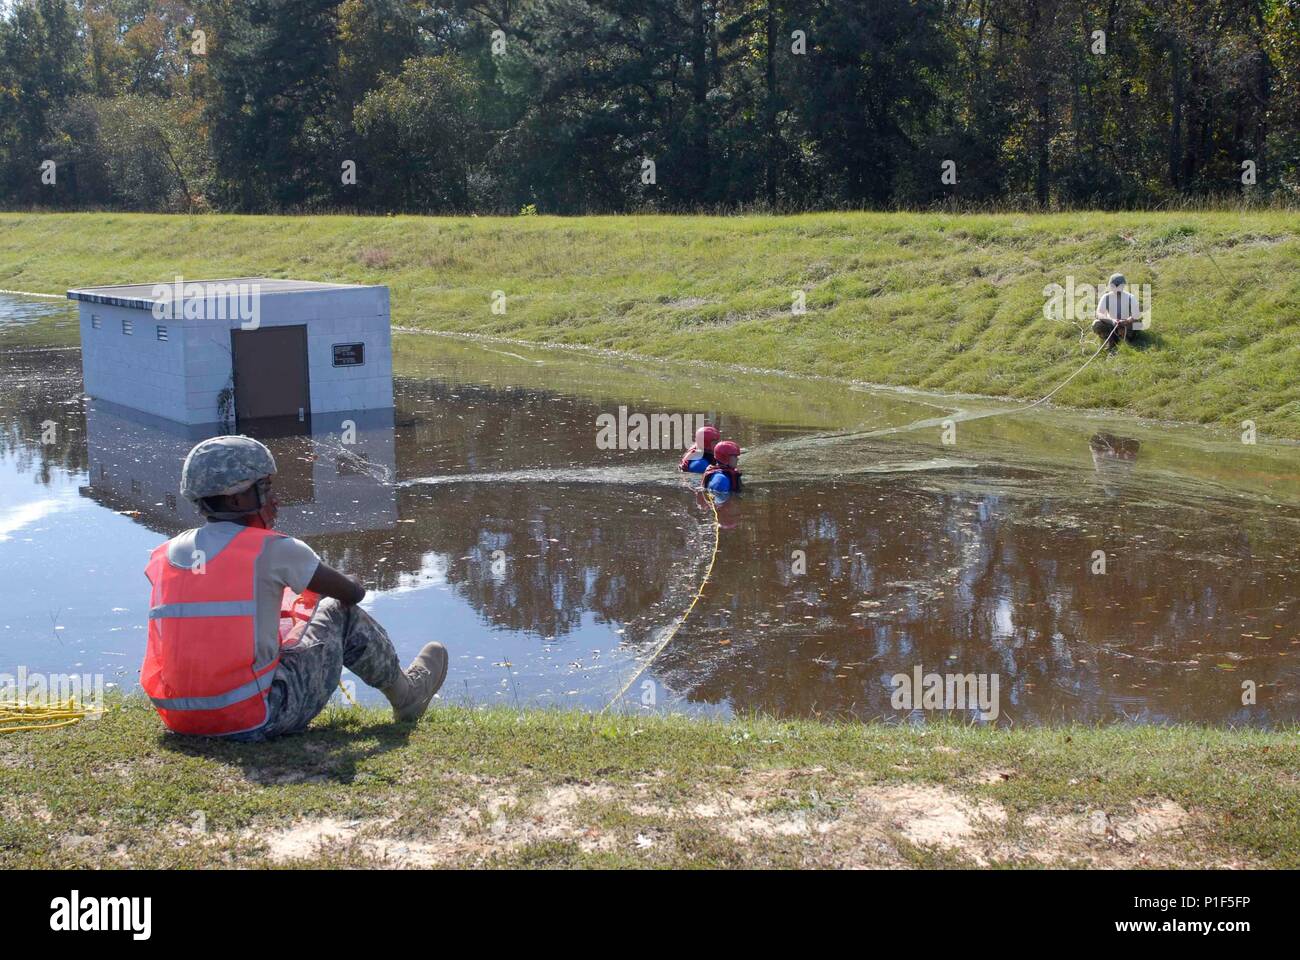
[603,492,722,712]
[0,698,101,735]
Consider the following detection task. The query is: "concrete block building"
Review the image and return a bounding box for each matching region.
[69,278,394,429]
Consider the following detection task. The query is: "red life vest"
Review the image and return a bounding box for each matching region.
[703,463,742,491]
[142,525,285,736]
[679,444,714,471]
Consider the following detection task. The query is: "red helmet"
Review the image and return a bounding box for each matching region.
[713,440,740,460]
[696,425,720,451]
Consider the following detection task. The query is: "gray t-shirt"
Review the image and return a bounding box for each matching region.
[161,522,321,667]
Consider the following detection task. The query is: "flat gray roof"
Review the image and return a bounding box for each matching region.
[67,277,374,310]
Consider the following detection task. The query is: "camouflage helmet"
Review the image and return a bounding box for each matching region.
[180,435,277,503]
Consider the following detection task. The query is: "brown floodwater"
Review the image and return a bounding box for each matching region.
[3,293,1299,725]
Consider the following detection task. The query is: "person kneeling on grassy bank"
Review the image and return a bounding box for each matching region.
[1093,272,1141,347]
[141,436,447,741]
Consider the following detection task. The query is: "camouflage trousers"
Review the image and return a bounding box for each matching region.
[225,598,402,742]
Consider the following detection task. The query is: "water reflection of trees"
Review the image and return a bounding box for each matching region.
[312,483,701,647]
[654,480,1300,724]
[0,350,88,483]
[393,379,625,476]
[300,379,716,644]
[0,360,711,650]
[8,349,1298,724]
[392,377,773,476]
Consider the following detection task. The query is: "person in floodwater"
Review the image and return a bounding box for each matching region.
[141,435,447,740]
[680,424,720,473]
[703,439,742,494]
[1093,273,1141,347]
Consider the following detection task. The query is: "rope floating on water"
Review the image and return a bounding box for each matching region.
[603,491,722,712]
[0,698,102,735]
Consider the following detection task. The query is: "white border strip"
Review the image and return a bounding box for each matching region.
[0,288,64,299]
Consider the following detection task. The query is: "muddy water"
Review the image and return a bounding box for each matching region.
[3,293,1299,725]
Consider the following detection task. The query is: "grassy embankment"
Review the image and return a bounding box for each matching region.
[3,212,1298,869]
[1,210,1299,435]
[1,697,1297,869]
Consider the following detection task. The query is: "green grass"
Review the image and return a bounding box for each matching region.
[2,696,1296,868]
[2,210,1299,435]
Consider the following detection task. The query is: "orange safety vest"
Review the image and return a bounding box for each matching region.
[142,525,287,736]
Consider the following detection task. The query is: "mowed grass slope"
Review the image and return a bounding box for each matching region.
[2,699,1298,868]
[2,211,1298,435]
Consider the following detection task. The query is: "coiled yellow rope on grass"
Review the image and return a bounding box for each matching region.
[603,491,722,711]
[0,698,101,735]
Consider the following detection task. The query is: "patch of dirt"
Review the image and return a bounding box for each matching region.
[242,781,635,866]
[260,817,367,861]
[537,782,618,814]
[48,765,1213,869]
[1,796,53,823]
[1020,799,1193,865]
[52,818,136,866]
[357,246,392,269]
[970,767,1017,784]
[862,783,1007,853]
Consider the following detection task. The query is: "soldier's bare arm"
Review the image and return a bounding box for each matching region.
[308,562,366,605]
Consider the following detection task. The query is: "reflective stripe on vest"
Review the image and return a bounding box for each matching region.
[148,600,258,619]
[147,672,276,712]
[142,525,284,736]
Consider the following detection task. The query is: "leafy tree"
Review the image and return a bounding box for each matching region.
[52,93,211,209]
[0,0,86,206]
[2,0,1299,212]
[353,54,483,210]
[199,0,342,210]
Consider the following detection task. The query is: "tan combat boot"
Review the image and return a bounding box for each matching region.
[381,642,449,722]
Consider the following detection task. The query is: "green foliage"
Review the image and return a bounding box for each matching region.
[0,0,86,205]
[51,93,211,209]
[1,1,1299,212]
[201,0,343,211]
[353,55,482,211]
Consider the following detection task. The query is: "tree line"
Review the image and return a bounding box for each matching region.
[2,0,1297,214]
